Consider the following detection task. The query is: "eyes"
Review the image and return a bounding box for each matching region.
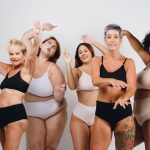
[78,49,88,54]
[9,52,21,56]
[106,35,119,39]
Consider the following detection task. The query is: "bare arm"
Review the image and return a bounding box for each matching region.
[0,62,11,76]
[21,21,42,78]
[81,35,108,55]
[50,63,66,101]
[62,49,79,90]
[91,56,127,88]
[123,30,150,65]
[113,59,136,109]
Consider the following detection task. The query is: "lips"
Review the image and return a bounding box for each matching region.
[11,59,18,61]
[47,48,51,52]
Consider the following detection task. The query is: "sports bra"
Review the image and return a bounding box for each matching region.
[0,71,29,93]
[100,56,127,83]
[76,68,98,91]
[136,63,150,90]
[27,64,53,97]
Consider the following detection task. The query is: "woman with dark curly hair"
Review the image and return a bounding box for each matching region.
[124,30,150,150]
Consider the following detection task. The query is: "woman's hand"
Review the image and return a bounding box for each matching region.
[113,97,130,109]
[62,49,71,64]
[108,78,128,89]
[81,34,94,44]
[42,23,57,31]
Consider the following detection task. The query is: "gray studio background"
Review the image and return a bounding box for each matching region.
[0,0,149,149]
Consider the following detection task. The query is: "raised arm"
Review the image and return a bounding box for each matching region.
[81,34,108,55]
[21,21,42,78]
[0,62,11,76]
[62,49,79,90]
[123,30,150,65]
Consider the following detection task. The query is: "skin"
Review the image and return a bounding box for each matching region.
[63,45,99,150]
[24,23,67,150]
[90,29,136,150]
[0,21,41,150]
[124,30,150,150]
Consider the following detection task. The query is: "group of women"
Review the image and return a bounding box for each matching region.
[0,21,150,150]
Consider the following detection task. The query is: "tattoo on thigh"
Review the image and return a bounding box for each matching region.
[115,123,135,150]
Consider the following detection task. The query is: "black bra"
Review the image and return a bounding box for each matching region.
[100,56,127,83]
[0,71,29,93]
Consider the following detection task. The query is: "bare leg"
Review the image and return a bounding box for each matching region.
[134,118,144,147]
[142,119,150,150]
[114,116,135,150]
[26,117,46,150]
[90,116,112,150]
[44,107,67,150]
[4,119,28,150]
[70,114,91,150]
[0,128,5,148]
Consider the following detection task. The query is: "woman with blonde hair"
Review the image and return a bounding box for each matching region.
[0,21,41,150]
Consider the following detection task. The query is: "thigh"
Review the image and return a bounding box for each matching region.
[0,128,5,149]
[26,117,46,150]
[90,116,112,150]
[4,119,28,150]
[134,118,144,147]
[142,119,150,150]
[70,114,90,150]
[45,108,67,149]
[114,116,135,150]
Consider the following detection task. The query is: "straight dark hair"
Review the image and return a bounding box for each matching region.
[75,43,95,68]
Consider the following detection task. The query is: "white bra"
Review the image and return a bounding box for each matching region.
[76,69,98,91]
[28,64,53,97]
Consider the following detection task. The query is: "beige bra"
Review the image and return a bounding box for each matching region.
[137,63,150,90]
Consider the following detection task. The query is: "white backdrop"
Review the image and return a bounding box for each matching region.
[0,0,149,149]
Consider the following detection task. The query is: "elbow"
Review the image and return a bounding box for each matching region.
[54,94,65,102]
[68,83,77,90]
[92,79,99,87]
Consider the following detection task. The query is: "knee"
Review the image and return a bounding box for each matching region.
[27,140,44,150]
[45,140,58,150]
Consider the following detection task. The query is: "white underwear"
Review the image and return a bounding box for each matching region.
[134,98,150,126]
[24,99,60,120]
[73,102,96,126]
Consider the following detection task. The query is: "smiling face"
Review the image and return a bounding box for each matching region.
[78,45,92,63]
[9,45,25,67]
[105,29,122,51]
[75,43,95,68]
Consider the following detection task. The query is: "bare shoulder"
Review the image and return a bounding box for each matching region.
[92,56,101,61]
[125,58,135,65]
[124,58,135,70]
[92,56,102,66]
[49,62,63,74]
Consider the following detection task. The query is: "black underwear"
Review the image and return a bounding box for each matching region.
[95,101,132,130]
[0,103,27,128]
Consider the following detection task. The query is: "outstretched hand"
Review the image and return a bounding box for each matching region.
[109,78,128,89]
[81,34,94,44]
[62,49,71,64]
[42,23,57,31]
[113,98,130,109]
[33,21,42,45]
